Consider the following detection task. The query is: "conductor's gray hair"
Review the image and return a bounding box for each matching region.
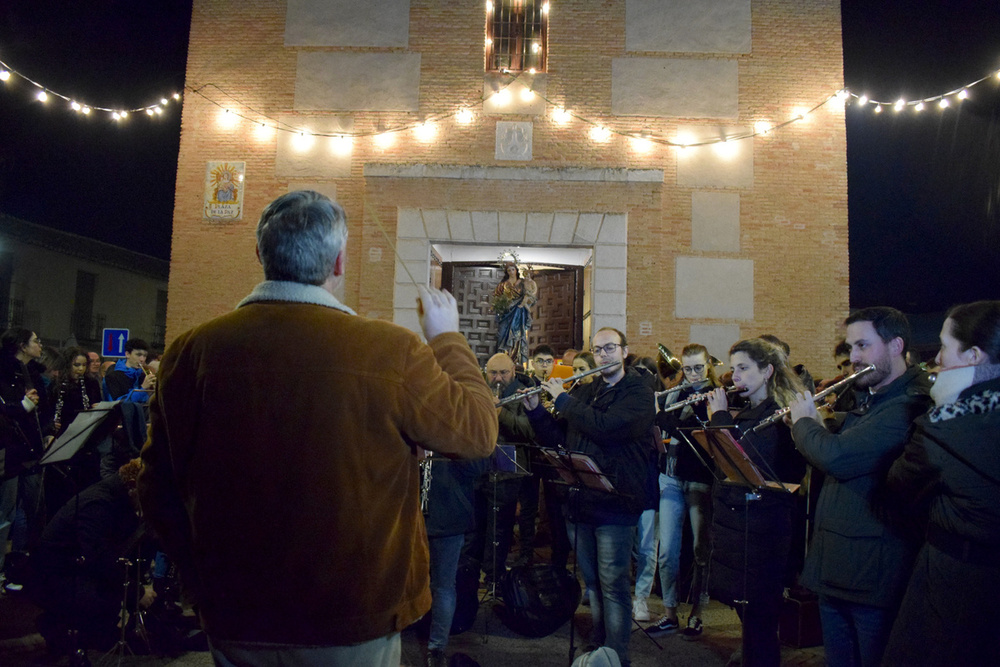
[256,190,347,285]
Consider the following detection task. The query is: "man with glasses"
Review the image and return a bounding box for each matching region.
[524,328,656,667]
[645,343,720,638]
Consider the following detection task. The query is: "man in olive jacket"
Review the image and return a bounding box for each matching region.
[789,307,930,667]
[137,191,497,667]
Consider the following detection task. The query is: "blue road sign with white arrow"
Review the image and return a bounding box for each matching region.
[102,328,130,357]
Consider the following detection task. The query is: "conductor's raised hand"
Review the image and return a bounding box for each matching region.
[417,285,460,342]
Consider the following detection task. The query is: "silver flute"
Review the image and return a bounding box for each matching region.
[751,364,876,432]
[493,362,620,407]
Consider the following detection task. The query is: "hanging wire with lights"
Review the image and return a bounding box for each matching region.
[0,57,182,121]
[847,68,998,114]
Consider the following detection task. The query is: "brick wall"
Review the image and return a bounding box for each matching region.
[168,0,848,378]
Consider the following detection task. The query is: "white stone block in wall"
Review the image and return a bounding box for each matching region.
[396,239,427,261]
[675,257,754,319]
[595,268,627,291]
[471,211,500,241]
[396,208,425,239]
[575,213,604,243]
[422,210,449,240]
[498,212,527,242]
[526,213,554,243]
[446,211,475,241]
[676,127,753,188]
[595,244,628,269]
[295,52,420,111]
[395,261,427,288]
[689,324,742,363]
[691,191,740,251]
[594,291,627,316]
[285,0,411,48]
[275,116,354,178]
[612,58,738,119]
[496,122,533,161]
[595,315,628,335]
[598,213,628,244]
[550,213,579,243]
[625,0,751,54]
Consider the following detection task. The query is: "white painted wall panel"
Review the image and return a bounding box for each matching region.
[295,52,420,111]
[285,0,410,47]
[691,191,740,251]
[625,0,751,54]
[612,58,738,119]
[675,257,753,319]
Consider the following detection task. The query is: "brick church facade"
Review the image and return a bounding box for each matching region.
[167,0,848,374]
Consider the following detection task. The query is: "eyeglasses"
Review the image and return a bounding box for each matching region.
[592,343,622,356]
[533,358,554,366]
[682,364,706,374]
[837,361,852,371]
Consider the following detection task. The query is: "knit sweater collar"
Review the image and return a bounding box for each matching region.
[236,280,356,316]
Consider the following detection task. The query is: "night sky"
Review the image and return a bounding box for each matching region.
[0,1,997,313]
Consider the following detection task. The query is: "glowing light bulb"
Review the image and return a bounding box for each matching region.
[542,2,550,14]
[552,107,571,124]
[958,89,969,100]
[792,107,809,121]
[36,90,48,102]
[713,139,739,159]
[939,98,949,109]
[631,136,653,153]
[173,93,181,100]
[82,106,91,115]
[414,121,437,142]
[894,99,905,112]
[589,126,611,142]
[330,134,353,156]
[914,101,924,111]
[494,88,511,105]
[520,87,535,102]
[120,111,128,118]
[254,122,273,140]
[0,70,9,81]
[835,89,849,102]
[293,131,314,151]
[146,108,154,116]
[374,132,396,149]
[486,1,493,11]
[531,42,541,53]
[161,98,168,105]
[528,68,536,74]
[753,121,772,135]
[455,108,474,124]
[874,105,882,113]
[112,112,120,120]
[71,101,81,111]
[858,94,868,105]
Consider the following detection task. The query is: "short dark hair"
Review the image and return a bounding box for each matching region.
[531,344,556,358]
[845,307,911,355]
[124,339,150,354]
[595,327,627,347]
[834,339,851,358]
[946,300,1000,363]
[0,328,35,358]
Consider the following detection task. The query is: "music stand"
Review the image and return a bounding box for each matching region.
[42,402,119,466]
[683,427,799,494]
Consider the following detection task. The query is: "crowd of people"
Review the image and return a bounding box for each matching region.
[2,189,997,667]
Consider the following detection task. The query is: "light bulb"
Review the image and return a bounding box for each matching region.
[874,105,882,113]
[753,121,772,135]
[894,99,905,112]
[939,99,949,109]
[455,108,474,124]
[36,90,48,102]
[589,126,611,142]
[915,101,924,111]
[71,101,81,111]
[958,89,969,100]
[858,95,868,105]
[552,107,571,124]
[0,70,9,81]
[520,87,535,102]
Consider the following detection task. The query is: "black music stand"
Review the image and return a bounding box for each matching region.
[41,402,119,466]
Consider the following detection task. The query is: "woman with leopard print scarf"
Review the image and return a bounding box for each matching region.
[883,300,1000,665]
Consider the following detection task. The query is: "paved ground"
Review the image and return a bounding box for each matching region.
[0,587,825,666]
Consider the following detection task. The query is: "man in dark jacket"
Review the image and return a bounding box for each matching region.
[789,307,931,667]
[525,327,656,667]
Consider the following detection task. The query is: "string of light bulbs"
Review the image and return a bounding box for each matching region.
[0,57,181,120]
[847,69,998,113]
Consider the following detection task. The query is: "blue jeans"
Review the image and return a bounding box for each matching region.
[428,534,465,651]
[636,474,712,609]
[568,520,633,665]
[633,508,657,602]
[208,633,400,667]
[818,595,894,667]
